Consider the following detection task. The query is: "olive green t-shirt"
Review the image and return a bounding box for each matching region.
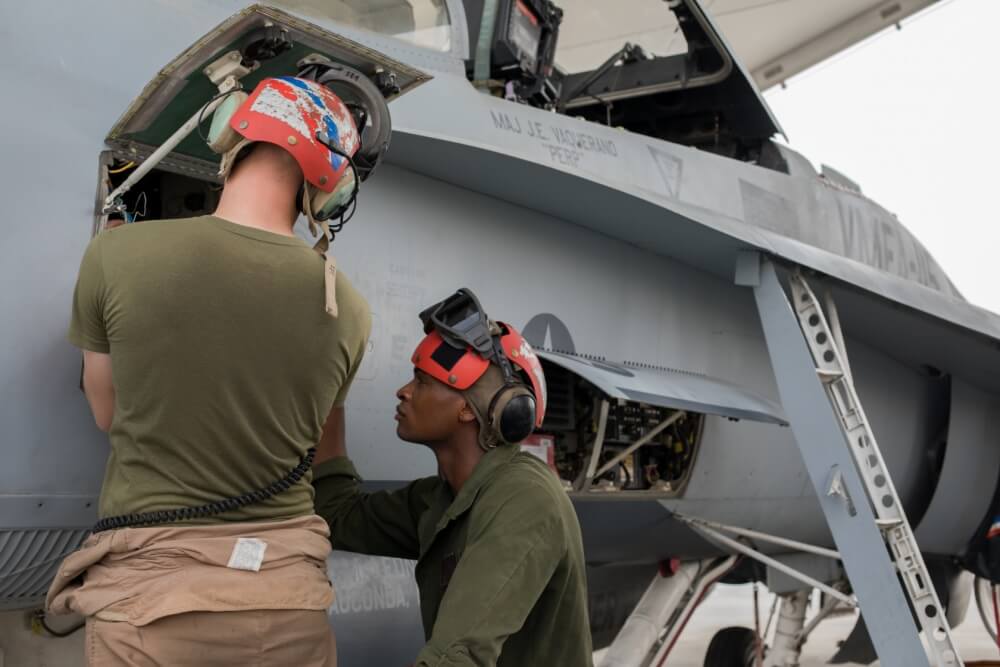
[69,215,370,523]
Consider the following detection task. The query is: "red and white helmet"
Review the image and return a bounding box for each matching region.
[211,76,361,222]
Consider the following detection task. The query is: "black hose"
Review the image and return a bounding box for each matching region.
[196,88,245,145]
[32,610,85,638]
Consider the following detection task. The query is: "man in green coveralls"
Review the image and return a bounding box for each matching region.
[313,289,593,666]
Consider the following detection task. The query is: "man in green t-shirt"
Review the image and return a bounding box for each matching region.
[48,77,378,666]
[313,289,593,666]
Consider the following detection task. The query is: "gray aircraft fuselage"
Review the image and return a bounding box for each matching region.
[2,2,997,663]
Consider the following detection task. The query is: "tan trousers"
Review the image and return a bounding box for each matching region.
[85,609,337,667]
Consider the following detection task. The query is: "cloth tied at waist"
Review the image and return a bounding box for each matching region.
[46,514,333,626]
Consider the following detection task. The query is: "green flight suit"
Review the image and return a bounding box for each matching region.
[312,445,593,666]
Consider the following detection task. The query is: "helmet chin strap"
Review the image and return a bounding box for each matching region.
[467,397,501,452]
[461,365,506,452]
[465,329,525,451]
[301,189,338,318]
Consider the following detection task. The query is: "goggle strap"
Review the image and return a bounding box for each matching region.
[492,336,516,384]
[324,255,338,318]
[302,189,337,317]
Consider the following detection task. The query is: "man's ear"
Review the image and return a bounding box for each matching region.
[458,400,478,424]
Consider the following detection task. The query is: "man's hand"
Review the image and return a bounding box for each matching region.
[82,350,114,431]
[315,405,348,465]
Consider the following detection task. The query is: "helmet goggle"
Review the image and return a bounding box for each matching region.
[418,288,496,361]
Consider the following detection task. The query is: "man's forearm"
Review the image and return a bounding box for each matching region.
[311,457,425,559]
[82,350,114,432]
[315,405,348,465]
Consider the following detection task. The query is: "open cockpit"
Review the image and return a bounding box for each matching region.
[268,1,789,170]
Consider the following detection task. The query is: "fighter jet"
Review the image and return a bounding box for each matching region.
[1,1,991,665]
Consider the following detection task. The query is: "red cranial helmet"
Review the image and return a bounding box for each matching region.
[209,76,361,226]
[412,290,547,447]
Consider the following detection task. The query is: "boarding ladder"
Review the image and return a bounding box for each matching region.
[790,272,961,666]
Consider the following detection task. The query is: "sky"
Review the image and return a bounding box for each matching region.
[762,0,1000,314]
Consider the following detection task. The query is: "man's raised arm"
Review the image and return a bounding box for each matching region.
[312,405,436,561]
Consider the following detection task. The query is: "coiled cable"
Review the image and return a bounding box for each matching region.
[91,448,315,533]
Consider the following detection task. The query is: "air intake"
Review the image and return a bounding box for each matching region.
[540,360,575,430]
[0,529,88,610]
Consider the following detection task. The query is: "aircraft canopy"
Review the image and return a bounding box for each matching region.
[555,0,939,89]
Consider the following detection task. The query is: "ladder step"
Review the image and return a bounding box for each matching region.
[875,518,903,531]
[816,368,844,383]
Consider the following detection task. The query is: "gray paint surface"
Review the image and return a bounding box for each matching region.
[325,551,424,665]
[915,380,1000,555]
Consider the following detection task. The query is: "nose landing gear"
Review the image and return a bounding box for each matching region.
[704,626,758,667]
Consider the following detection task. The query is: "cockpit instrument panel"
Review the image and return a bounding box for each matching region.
[464,0,563,106]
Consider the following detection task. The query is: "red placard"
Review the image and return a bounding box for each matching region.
[520,434,556,473]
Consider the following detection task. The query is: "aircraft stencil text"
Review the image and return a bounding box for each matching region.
[836,196,949,293]
[328,556,418,615]
[489,110,619,168]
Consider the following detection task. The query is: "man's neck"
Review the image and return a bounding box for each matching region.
[432,439,485,495]
[214,179,299,237]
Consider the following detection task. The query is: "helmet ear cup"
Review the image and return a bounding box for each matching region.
[308,168,357,221]
[207,91,249,154]
[489,385,536,445]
